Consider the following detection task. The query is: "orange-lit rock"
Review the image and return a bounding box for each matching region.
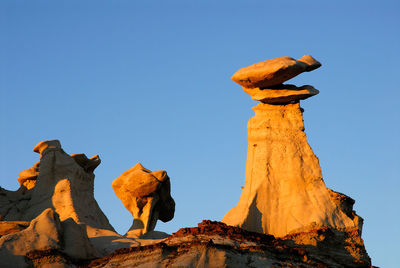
[17,161,40,190]
[0,208,99,266]
[223,57,364,239]
[231,55,321,88]
[0,140,114,231]
[0,221,29,237]
[112,163,175,237]
[243,84,319,104]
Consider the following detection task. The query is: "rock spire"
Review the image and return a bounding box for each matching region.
[222,55,363,237]
[0,140,114,231]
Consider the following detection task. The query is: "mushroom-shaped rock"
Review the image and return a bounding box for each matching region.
[231,55,321,88]
[112,163,175,237]
[223,57,364,239]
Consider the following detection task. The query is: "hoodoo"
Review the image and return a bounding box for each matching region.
[0,57,371,267]
[112,163,175,237]
[222,55,363,237]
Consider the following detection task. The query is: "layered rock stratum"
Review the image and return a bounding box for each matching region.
[24,221,371,267]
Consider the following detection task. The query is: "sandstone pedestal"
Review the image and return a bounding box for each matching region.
[222,102,361,237]
[222,55,363,238]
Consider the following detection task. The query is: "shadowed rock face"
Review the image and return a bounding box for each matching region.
[0,140,114,231]
[223,55,364,239]
[112,163,175,237]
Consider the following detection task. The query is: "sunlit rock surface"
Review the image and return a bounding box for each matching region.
[243,84,319,104]
[112,163,175,237]
[0,56,372,267]
[0,140,114,231]
[74,221,369,268]
[0,208,99,267]
[231,55,321,88]
[223,55,364,239]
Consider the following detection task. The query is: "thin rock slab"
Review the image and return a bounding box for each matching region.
[243,84,319,104]
[231,55,321,88]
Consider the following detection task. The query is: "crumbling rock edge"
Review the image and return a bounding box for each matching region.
[26,221,372,267]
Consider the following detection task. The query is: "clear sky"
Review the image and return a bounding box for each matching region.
[1,1,399,267]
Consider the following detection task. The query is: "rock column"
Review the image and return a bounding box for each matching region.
[222,55,362,237]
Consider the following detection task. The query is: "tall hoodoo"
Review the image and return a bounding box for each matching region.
[222,55,363,237]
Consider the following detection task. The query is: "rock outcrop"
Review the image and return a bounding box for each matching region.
[112,163,175,237]
[222,55,364,239]
[75,221,369,268]
[0,56,372,267]
[0,208,99,267]
[0,140,113,230]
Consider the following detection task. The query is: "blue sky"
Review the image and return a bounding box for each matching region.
[1,1,399,266]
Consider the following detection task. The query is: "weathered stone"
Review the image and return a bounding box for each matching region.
[243,84,319,104]
[231,55,321,88]
[71,153,101,173]
[33,139,62,157]
[84,221,371,268]
[0,140,114,231]
[222,102,362,237]
[0,208,62,267]
[0,208,99,266]
[112,163,175,237]
[17,161,40,190]
[0,221,29,237]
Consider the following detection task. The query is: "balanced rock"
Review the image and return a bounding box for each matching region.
[231,55,321,88]
[243,84,319,104]
[112,163,175,237]
[223,57,364,239]
[0,140,114,231]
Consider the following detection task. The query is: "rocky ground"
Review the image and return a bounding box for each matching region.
[21,220,371,268]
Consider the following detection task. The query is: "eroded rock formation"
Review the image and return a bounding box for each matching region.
[0,208,100,267]
[0,140,143,266]
[0,140,113,231]
[112,163,175,237]
[0,56,372,267]
[81,221,370,268]
[222,55,363,238]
